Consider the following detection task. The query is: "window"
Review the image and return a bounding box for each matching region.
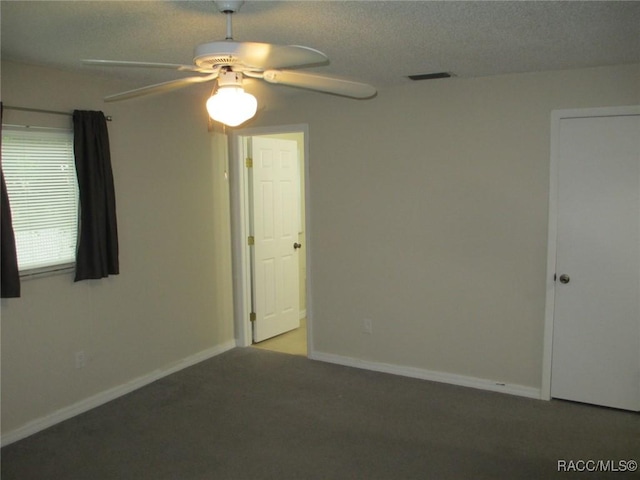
[1,126,78,273]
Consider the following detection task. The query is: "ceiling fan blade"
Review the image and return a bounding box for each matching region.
[239,43,329,69]
[83,59,207,73]
[194,42,328,70]
[104,72,219,102]
[262,70,376,99]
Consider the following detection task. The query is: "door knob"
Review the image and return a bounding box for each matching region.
[559,274,570,284]
[293,242,302,250]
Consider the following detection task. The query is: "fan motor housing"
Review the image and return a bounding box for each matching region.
[194,41,242,67]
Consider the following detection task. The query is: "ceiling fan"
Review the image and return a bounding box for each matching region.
[83,0,376,126]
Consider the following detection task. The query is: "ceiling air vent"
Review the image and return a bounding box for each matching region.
[408,72,454,81]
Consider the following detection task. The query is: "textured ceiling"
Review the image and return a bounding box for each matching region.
[2,1,639,100]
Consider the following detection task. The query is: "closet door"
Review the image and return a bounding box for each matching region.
[551,112,640,411]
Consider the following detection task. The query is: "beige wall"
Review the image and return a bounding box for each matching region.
[251,64,640,390]
[1,61,234,435]
[1,61,638,438]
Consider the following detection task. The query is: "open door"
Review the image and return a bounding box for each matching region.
[250,136,301,342]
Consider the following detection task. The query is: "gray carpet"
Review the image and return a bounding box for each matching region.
[2,348,638,479]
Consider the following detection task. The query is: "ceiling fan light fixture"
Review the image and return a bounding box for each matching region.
[206,71,257,127]
[87,1,376,106]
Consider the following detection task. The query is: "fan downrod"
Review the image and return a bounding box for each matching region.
[214,1,243,40]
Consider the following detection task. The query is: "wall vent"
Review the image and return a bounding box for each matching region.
[407,72,453,81]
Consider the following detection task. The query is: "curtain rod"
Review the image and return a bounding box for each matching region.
[4,105,113,122]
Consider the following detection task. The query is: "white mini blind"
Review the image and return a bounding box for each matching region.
[1,126,78,272]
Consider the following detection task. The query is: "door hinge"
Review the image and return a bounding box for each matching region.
[247,235,255,246]
[246,157,253,168]
[250,312,257,322]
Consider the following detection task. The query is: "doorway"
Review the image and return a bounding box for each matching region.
[229,124,309,356]
[542,106,640,411]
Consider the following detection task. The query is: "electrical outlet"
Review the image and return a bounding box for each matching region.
[362,319,373,335]
[75,350,86,369]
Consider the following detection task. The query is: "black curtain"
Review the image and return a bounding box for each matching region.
[1,103,21,297]
[73,110,119,281]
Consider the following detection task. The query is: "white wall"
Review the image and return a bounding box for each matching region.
[251,64,640,391]
[1,61,235,438]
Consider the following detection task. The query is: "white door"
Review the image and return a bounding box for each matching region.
[251,136,301,342]
[551,112,640,411]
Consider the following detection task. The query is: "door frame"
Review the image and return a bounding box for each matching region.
[541,105,640,400]
[229,124,311,350]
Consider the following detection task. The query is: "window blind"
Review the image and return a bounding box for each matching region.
[1,126,78,272]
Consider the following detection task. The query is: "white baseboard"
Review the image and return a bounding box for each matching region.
[1,340,236,447]
[309,350,541,400]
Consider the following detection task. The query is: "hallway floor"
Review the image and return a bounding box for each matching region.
[252,318,307,356]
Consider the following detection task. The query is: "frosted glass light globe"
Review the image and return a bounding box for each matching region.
[206,87,257,127]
